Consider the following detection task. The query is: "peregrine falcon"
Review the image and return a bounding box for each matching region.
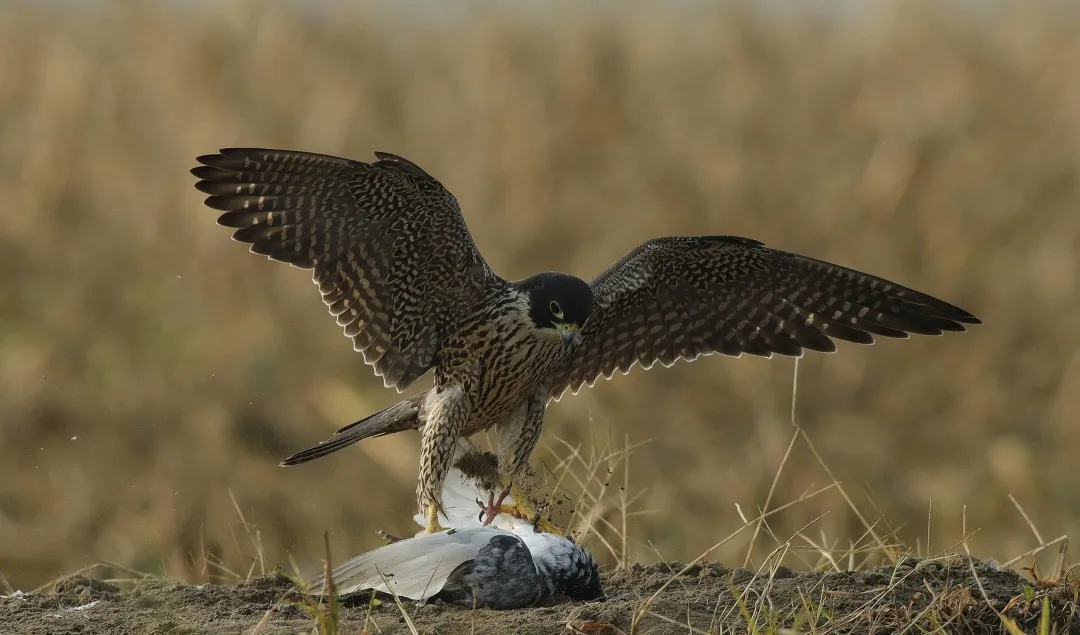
[191,147,980,534]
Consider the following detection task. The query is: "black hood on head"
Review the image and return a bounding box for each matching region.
[514,272,594,330]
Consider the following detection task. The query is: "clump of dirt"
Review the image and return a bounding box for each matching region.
[2,556,1076,634]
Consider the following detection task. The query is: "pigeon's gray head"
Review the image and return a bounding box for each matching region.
[433,529,605,609]
[519,530,605,602]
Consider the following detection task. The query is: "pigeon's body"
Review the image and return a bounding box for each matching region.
[310,443,603,609]
[316,526,602,609]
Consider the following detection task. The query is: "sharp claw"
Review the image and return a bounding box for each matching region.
[479,486,512,527]
[534,516,565,536]
[506,483,567,536]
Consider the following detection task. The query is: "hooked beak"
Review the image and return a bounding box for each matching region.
[559,325,582,348]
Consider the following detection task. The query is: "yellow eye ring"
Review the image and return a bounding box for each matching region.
[549,300,564,319]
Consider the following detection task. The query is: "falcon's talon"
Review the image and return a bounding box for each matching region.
[479,485,513,527]
[424,504,449,534]
[534,517,565,536]
[506,483,540,519]
[474,496,492,523]
[504,482,566,535]
[520,508,565,536]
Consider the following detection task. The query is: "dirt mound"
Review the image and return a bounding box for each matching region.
[2,556,1075,634]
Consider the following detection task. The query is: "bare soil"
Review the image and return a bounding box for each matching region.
[2,556,1076,634]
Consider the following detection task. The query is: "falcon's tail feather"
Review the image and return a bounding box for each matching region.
[279,393,424,466]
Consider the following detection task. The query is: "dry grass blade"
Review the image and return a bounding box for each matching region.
[229,489,266,579]
[742,425,802,569]
[28,565,100,595]
[374,565,420,635]
[962,506,992,604]
[0,570,13,595]
[26,562,161,595]
[927,496,933,560]
[1010,494,1046,546]
[999,536,1070,570]
[636,609,712,635]
[629,482,838,633]
[547,434,651,566]
[247,594,288,635]
[959,505,1059,635]
[320,530,340,635]
[620,433,630,571]
[796,428,894,559]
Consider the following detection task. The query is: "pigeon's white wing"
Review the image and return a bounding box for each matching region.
[423,464,526,531]
[410,438,530,533]
[313,528,516,600]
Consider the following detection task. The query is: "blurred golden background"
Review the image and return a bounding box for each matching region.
[2,0,1079,590]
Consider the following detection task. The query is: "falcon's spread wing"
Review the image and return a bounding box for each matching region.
[546,236,980,401]
[192,149,501,390]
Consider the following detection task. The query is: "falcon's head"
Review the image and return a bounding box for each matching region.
[516,273,594,348]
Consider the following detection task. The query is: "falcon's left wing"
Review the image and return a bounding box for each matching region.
[546,236,980,401]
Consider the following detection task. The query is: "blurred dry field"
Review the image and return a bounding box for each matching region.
[1,0,1079,593]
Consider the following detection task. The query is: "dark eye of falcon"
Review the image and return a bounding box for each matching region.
[549,301,564,319]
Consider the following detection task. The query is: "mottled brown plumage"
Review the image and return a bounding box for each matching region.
[192,149,501,391]
[543,236,981,401]
[191,147,980,534]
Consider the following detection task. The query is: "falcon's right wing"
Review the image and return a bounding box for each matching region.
[192,149,503,391]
